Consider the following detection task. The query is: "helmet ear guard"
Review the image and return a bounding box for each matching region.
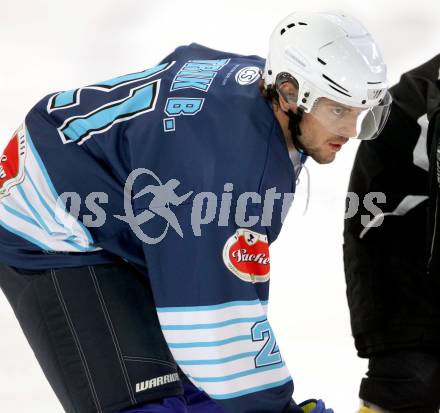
[273,73,306,153]
[274,73,319,114]
[275,73,300,105]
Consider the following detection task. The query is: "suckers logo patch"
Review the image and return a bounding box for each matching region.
[0,124,26,200]
[223,228,270,283]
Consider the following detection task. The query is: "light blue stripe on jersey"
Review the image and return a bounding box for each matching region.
[157,299,269,313]
[161,316,266,330]
[2,203,40,228]
[168,334,251,348]
[51,62,174,110]
[192,362,286,383]
[25,167,65,228]
[14,187,87,252]
[26,130,62,203]
[0,218,51,251]
[26,128,95,245]
[210,377,293,400]
[176,351,257,365]
[61,82,155,143]
[94,62,170,88]
[16,186,52,235]
[15,185,92,252]
[63,239,97,252]
[53,90,76,108]
[24,166,97,252]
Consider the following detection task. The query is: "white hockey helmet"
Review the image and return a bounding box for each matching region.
[263,11,392,140]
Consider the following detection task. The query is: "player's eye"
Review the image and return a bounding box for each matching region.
[331,107,345,116]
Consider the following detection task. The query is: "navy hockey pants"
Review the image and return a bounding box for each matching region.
[0,262,223,413]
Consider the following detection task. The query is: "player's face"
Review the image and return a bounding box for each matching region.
[276,81,364,164]
[298,102,352,164]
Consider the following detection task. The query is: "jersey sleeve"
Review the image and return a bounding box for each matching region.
[137,198,296,412]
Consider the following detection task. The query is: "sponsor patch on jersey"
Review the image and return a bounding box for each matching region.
[223,228,270,283]
[0,124,26,200]
[235,66,261,86]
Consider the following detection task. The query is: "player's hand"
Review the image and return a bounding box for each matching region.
[298,399,334,413]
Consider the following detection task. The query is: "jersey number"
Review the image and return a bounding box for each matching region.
[47,62,175,145]
[251,319,282,368]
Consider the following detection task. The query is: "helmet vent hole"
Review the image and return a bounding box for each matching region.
[328,84,352,97]
[280,21,307,35]
[317,58,327,65]
[322,74,349,93]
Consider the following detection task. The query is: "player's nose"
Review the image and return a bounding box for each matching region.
[339,119,358,138]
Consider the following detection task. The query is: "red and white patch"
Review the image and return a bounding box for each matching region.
[0,124,27,200]
[223,228,270,283]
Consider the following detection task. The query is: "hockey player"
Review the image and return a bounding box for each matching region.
[344,55,440,413]
[0,11,391,413]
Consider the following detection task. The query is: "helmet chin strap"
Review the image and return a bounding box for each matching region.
[287,108,308,155]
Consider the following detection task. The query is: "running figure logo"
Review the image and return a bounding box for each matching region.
[115,168,193,244]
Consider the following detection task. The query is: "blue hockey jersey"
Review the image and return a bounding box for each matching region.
[0,43,304,412]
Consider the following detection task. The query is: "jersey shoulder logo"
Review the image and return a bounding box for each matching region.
[0,124,26,200]
[235,66,261,86]
[223,228,270,283]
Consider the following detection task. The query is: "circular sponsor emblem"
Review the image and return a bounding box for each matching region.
[235,66,261,86]
[223,228,270,283]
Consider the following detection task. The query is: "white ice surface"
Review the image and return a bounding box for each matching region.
[1,1,439,411]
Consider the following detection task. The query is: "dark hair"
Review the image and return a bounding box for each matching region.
[259,77,306,153]
[259,81,280,105]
